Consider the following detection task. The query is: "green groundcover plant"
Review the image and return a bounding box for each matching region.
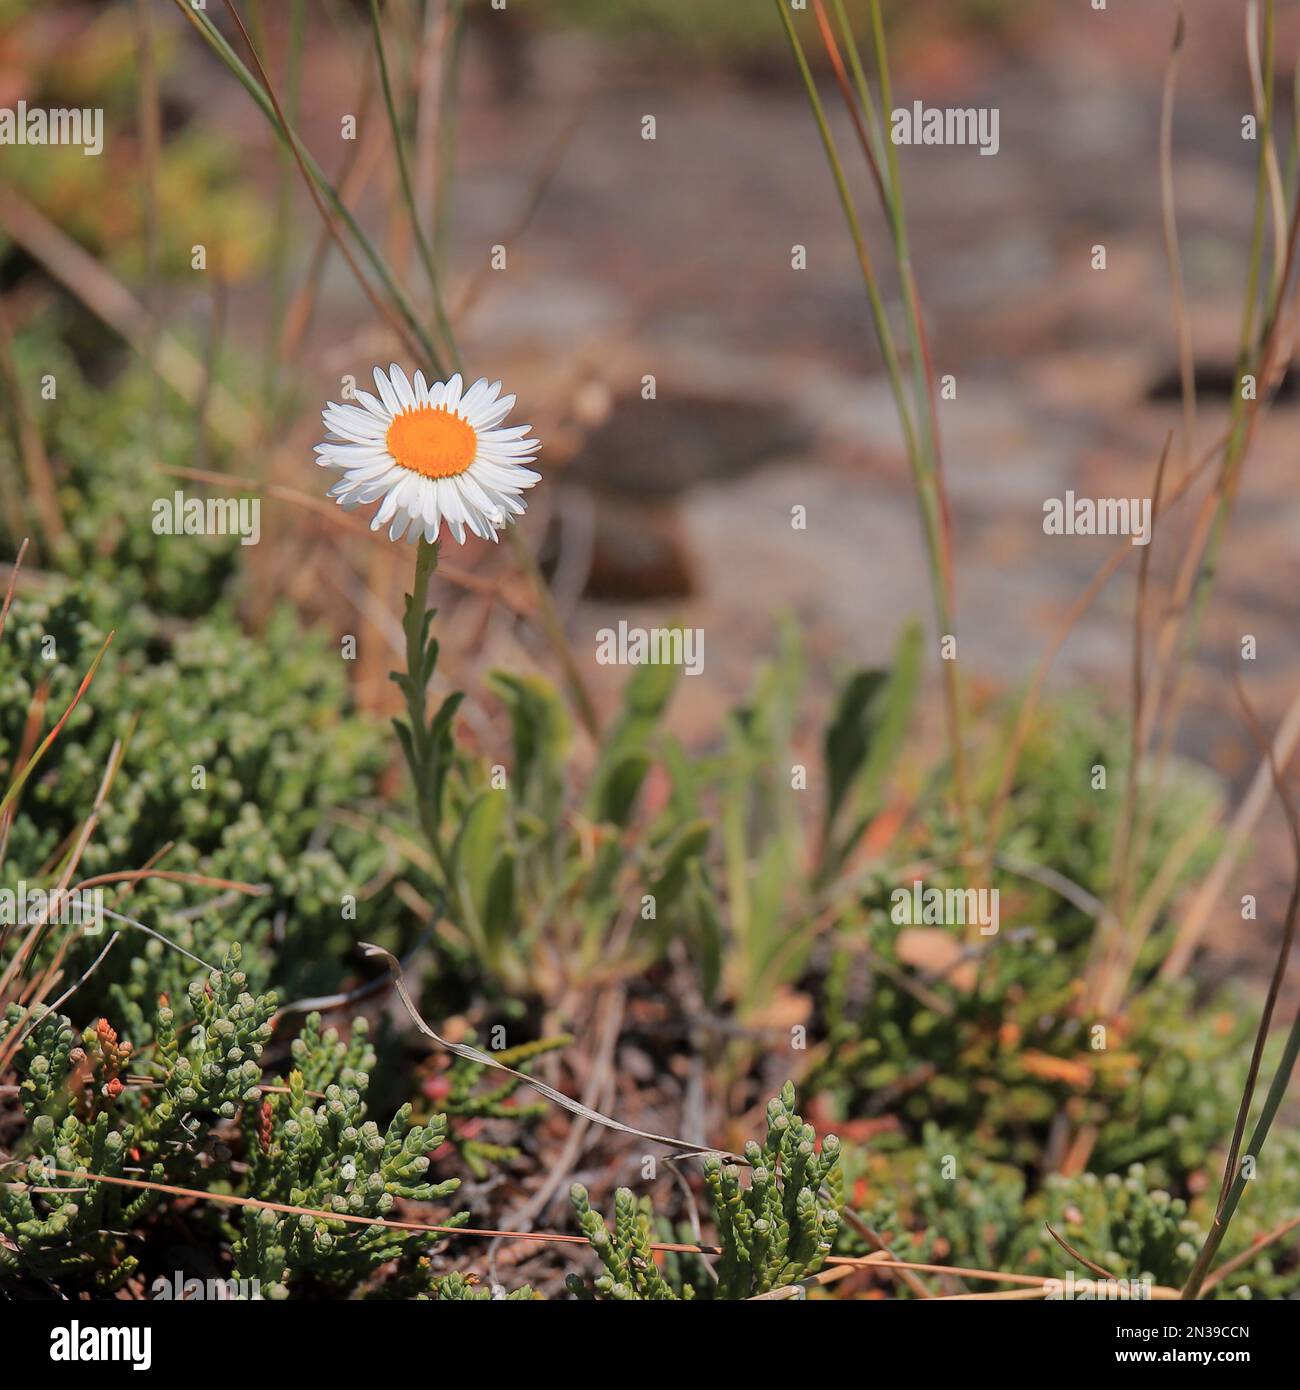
[1,529,1295,1299]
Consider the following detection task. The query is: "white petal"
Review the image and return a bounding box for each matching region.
[478,444,539,461]
[476,447,539,465]
[478,424,533,443]
[455,472,503,523]
[320,421,385,449]
[372,489,401,528]
[373,366,401,415]
[391,474,416,511]
[389,363,416,410]
[478,482,528,516]
[469,393,515,431]
[352,477,396,503]
[351,388,392,421]
[472,459,540,489]
[323,397,386,425]
[421,484,442,539]
[323,403,388,441]
[317,443,392,466]
[330,465,396,495]
[436,479,468,544]
[342,458,401,481]
[459,377,493,417]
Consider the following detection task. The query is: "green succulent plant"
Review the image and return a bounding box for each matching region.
[0,946,273,1289]
[233,1014,465,1298]
[566,1084,842,1300]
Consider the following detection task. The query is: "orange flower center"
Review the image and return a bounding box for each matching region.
[386,406,477,478]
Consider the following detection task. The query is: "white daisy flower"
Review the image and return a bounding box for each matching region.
[315,365,541,544]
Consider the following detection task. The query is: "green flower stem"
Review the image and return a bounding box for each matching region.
[397,538,451,879]
[394,539,499,970]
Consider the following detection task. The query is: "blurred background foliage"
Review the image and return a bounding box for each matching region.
[0,0,266,279]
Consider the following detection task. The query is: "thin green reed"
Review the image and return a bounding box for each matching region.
[1128,0,1292,888]
[1182,1000,1300,1298]
[773,1,920,485]
[433,0,468,277]
[252,0,305,419]
[777,0,969,844]
[1183,696,1300,1299]
[368,0,460,371]
[174,0,445,373]
[1171,0,1282,706]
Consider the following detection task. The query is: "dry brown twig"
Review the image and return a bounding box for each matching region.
[360,942,740,1162]
[5,1165,1184,1298]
